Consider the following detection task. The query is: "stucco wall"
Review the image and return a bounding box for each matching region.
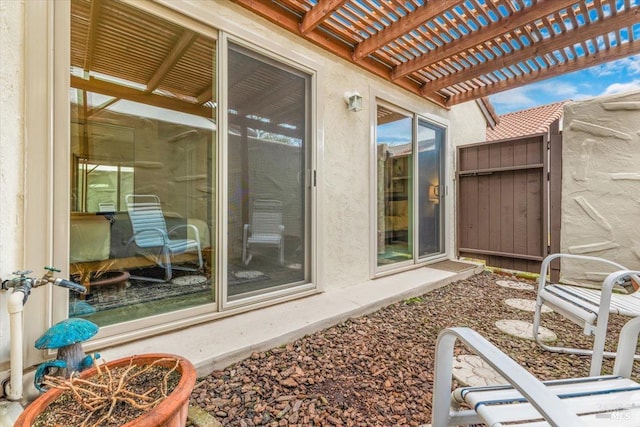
[561,90,640,281]
[0,0,25,364]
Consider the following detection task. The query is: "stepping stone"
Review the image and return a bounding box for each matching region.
[188,405,222,427]
[504,298,552,313]
[495,319,556,342]
[452,354,507,387]
[495,280,535,291]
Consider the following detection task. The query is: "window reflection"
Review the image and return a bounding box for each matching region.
[68,0,216,325]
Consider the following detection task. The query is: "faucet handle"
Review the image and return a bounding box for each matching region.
[12,270,33,277]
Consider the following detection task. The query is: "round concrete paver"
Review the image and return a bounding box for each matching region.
[495,280,535,291]
[496,319,556,342]
[504,298,552,313]
[452,354,506,387]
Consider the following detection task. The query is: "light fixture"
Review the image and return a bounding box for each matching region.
[344,91,363,112]
[428,184,440,203]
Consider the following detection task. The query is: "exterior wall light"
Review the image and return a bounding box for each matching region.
[344,91,363,112]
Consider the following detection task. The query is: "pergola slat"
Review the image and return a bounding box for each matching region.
[422,7,639,96]
[391,0,579,80]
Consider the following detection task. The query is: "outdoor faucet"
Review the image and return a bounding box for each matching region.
[1,270,36,305]
[1,267,87,305]
[1,267,87,402]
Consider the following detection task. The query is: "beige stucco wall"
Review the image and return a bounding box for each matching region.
[0,0,486,373]
[561,89,640,281]
[0,0,25,364]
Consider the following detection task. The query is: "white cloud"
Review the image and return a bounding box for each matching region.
[534,81,580,97]
[590,55,640,77]
[489,86,537,110]
[489,79,582,113]
[601,79,640,95]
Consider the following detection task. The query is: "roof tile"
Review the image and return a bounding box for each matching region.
[486,101,570,141]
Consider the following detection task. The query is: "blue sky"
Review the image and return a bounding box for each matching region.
[488,54,640,115]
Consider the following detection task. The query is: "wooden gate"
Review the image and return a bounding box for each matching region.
[457,125,561,276]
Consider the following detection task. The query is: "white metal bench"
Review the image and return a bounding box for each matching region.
[533,253,640,376]
[431,318,640,426]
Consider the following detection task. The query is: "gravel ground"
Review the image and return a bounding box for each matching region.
[189,271,640,426]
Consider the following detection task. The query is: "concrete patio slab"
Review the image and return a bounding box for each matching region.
[97,261,483,377]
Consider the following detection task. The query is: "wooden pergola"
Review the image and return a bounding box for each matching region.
[232,0,640,108]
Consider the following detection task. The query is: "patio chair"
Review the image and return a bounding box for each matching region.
[242,199,285,266]
[533,253,640,376]
[125,194,203,281]
[431,318,640,426]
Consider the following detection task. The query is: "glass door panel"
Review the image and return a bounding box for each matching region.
[226,43,310,301]
[376,105,413,267]
[418,119,445,258]
[68,0,217,326]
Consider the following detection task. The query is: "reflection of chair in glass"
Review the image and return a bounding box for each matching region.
[242,199,285,266]
[125,194,203,281]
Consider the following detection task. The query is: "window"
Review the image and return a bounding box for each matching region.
[375,102,445,271]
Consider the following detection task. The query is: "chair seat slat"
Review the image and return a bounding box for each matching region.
[551,284,640,316]
[498,406,640,427]
[459,377,634,404]
[468,384,640,424]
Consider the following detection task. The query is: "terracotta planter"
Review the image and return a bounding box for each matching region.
[14,353,196,427]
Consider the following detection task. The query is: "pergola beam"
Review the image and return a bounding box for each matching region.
[300,0,348,34]
[391,0,578,80]
[445,40,640,105]
[146,30,198,92]
[352,0,457,60]
[71,75,213,118]
[423,7,640,95]
[83,0,102,71]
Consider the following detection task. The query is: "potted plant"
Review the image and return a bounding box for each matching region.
[14,353,196,427]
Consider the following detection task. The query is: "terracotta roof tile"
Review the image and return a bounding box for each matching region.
[486,101,570,141]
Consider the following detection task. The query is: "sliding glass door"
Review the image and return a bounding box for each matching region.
[376,105,413,267]
[417,119,445,259]
[375,102,445,270]
[225,42,310,302]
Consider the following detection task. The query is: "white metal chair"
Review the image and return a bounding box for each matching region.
[242,199,285,266]
[533,253,640,376]
[431,319,640,427]
[125,194,203,281]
